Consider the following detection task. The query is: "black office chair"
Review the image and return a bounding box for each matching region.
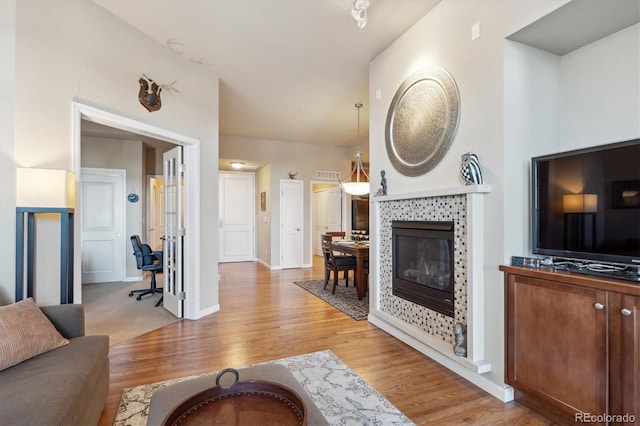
[129,235,164,307]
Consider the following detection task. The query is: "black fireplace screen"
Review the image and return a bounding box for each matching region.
[392,221,455,317]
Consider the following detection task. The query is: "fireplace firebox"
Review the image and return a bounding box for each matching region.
[392,220,455,317]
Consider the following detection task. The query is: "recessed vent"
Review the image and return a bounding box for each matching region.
[316,171,340,180]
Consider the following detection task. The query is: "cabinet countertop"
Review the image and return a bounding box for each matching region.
[499,265,640,296]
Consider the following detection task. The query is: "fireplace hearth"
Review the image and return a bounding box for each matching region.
[392,220,455,317]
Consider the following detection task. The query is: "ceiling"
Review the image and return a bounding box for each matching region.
[87,0,639,171]
[92,0,441,148]
[508,0,640,55]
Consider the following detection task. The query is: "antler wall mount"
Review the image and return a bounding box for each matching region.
[138,74,179,112]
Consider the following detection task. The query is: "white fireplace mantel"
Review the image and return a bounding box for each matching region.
[371,184,491,202]
[368,184,504,399]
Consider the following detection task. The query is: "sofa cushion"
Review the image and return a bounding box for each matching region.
[0,335,110,425]
[0,298,70,371]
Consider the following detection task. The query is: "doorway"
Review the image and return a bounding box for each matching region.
[72,102,200,319]
[148,175,164,250]
[281,179,304,269]
[219,172,256,263]
[312,184,344,256]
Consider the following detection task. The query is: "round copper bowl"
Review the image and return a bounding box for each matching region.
[161,368,308,425]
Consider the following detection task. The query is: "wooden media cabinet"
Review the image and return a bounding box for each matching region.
[500,266,639,425]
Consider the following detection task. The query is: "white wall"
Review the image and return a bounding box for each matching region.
[560,24,640,148]
[504,42,562,270]
[3,0,220,314]
[369,0,640,396]
[256,164,272,266]
[0,0,16,305]
[504,23,640,261]
[370,0,567,392]
[220,134,353,268]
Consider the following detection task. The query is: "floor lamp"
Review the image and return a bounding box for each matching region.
[16,168,76,304]
[563,193,598,252]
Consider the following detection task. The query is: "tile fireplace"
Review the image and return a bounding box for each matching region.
[369,185,493,379]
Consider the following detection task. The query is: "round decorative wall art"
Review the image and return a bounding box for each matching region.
[385,66,461,177]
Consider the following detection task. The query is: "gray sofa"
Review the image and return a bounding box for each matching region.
[0,304,109,426]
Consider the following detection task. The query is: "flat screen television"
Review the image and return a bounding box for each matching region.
[531,139,640,278]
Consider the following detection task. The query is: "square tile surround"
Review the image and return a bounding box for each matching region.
[369,185,491,374]
[378,195,466,346]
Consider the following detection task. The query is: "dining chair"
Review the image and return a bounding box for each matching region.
[363,258,369,297]
[321,239,357,294]
[321,231,354,254]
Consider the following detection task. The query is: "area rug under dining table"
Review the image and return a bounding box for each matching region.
[294,279,369,320]
[113,349,413,425]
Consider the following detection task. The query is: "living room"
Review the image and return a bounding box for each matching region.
[1,0,639,424]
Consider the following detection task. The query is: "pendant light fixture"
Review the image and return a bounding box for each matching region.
[339,103,370,196]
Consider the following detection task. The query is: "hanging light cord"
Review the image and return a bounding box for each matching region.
[338,103,370,196]
[353,103,368,182]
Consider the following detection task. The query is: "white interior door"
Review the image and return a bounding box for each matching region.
[80,168,125,284]
[281,179,303,269]
[219,172,255,263]
[312,185,343,256]
[325,186,343,231]
[163,146,184,318]
[312,190,323,256]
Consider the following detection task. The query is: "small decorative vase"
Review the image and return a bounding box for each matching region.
[460,152,483,185]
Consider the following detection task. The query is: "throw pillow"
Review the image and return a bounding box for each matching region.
[0,298,70,371]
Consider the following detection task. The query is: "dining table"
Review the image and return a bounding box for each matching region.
[329,240,369,300]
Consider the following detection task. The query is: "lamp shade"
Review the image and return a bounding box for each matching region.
[563,193,597,213]
[17,168,76,208]
[340,182,370,196]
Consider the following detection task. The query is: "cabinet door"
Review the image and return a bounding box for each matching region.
[506,274,607,422]
[609,292,639,425]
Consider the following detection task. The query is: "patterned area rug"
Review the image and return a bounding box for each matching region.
[113,350,413,425]
[294,279,369,320]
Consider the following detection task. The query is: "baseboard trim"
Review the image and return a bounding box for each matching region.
[256,258,282,270]
[188,304,220,320]
[368,310,514,402]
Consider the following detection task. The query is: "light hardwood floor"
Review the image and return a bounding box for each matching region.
[98,257,552,425]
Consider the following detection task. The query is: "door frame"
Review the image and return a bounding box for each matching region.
[71,102,201,319]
